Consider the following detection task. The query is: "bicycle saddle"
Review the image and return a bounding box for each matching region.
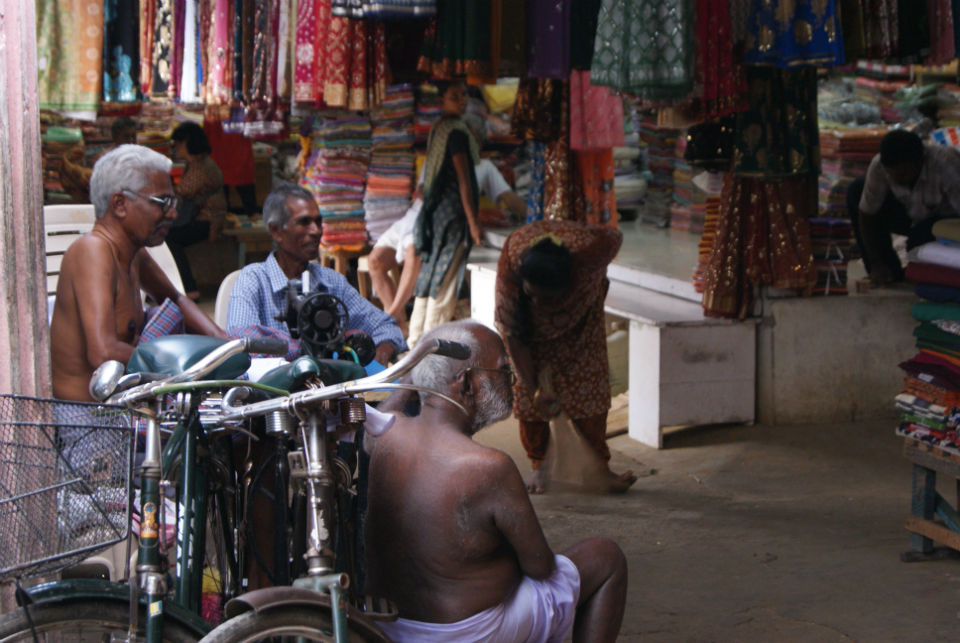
[257,356,367,392]
[127,335,251,380]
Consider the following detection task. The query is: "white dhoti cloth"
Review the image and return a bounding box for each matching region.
[377,554,580,643]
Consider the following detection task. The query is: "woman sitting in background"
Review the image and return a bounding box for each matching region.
[167,121,228,301]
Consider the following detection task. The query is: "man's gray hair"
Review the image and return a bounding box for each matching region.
[409,320,483,395]
[89,144,172,219]
[263,183,316,230]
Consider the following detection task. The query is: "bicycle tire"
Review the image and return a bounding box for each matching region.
[0,597,202,641]
[198,606,387,642]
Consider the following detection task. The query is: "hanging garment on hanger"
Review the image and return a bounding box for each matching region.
[103,0,140,102]
[568,70,624,151]
[38,0,104,114]
[590,0,695,100]
[527,0,570,79]
[743,0,845,67]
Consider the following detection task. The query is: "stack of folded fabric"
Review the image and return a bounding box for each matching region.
[895,298,960,452]
[896,219,960,451]
[300,116,372,252]
[612,145,644,219]
[637,123,679,228]
[809,217,854,295]
[414,84,442,145]
[818,127,885,216]
[669,141,708,235]
[365,84,416,241]
[690,171,723,292]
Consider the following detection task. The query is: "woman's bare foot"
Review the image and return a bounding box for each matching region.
[606,469,638,494]
[526,468,549,495]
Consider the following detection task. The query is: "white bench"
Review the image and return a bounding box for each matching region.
[467,262,757,449]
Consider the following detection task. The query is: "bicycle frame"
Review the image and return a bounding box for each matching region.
[204,337,471,643]
[9,337,289,642]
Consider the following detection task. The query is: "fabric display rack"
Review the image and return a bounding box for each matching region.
[364,84,416,242]
[301,117,372,253]
[895,221,960,557]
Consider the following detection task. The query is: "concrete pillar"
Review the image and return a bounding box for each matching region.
[0,0,49,397]
[0,0,48,612]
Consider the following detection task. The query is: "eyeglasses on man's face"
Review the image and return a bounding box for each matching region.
[464,365,517,386]
[123,189,179,214]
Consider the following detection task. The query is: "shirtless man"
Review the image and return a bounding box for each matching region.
[50,144,227,401]
[366,320,627,642]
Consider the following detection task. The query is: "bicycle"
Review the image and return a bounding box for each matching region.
[0,335,289,641]
[198,335,470,642]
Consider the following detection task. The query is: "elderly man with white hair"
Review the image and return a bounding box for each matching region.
[50,144,226,401]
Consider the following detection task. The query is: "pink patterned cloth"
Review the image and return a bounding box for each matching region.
[569,70,624,151]
[205,0,233,103]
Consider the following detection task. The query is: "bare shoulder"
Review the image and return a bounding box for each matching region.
[61,233,114,275]
[458,444,524,493]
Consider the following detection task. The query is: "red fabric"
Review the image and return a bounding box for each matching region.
[915,349,960,376]
[906,262,960,289]
[520,413,611,468]
[569,70,624,151]
[205,118,256,185]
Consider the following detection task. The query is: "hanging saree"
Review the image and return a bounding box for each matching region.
[701,67,820,319]
[103,0,140,102]
[576,150,617,227]
[170,0,187,99]
[526,142,547,223]
[733,67,820,178]
[178,0,199,103]
[591,0,694,100]
[527,0,570,79]
[203,0,233,104]
[862,0,897,59]
[498,0,526,76]
[140,1,156,97]
[897,0,930,61]
[569,70,624,151]
[37,0,104,113]
[839,0,866,60]
[702,175,818,319]
[693,0,745,119]
[541,81,587,223]
[744,0,845,67]
[151,0,174,98]
[418,1,493,80]
[927,0,956,66]
[570,0,602,70]
[510,78,564,142]
[322,16,387,110]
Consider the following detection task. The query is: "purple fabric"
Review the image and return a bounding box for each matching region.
[526,0,570,78]
[140,299,186,345]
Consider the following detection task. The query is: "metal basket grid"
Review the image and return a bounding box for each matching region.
[0,394,135,581]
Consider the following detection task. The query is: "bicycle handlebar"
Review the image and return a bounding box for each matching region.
[219,336,472,422]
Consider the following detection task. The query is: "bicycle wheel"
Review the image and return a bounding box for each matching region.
[0,597,202,641]
[198,606,387,642]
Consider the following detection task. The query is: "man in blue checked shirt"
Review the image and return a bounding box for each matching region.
[226,183,407,364]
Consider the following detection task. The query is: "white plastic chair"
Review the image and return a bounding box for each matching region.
[214,269,242,328]
[43,204,185,312]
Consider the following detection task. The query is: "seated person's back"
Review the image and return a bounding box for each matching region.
[365,320,628,642]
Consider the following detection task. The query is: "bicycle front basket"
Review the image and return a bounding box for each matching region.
[0,394,134,581]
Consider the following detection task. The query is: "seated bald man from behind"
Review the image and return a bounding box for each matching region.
[366,320,627,642]
[50,144,227,401]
